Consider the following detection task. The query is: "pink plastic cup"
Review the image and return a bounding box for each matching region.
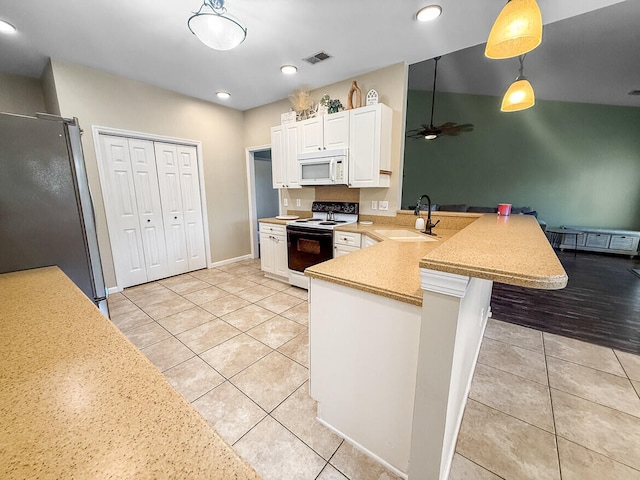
[497,203,512,216]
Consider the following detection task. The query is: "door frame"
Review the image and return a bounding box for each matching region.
[92,125,212,290]
[245,144,282,259]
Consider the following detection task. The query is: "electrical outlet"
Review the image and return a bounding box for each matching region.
[296,199,301,207]
[379,201,389,211]
[283,198,288,207]
[371,201,377,210]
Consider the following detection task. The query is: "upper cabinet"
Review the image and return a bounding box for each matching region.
[348,103,392,188]
[270,123,301,189]
[299,111,350,154]
[270,104,393,189]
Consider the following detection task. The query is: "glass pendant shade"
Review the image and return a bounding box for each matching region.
[188,2,247,51]
[501,78,535,112]
[485,0,542,59]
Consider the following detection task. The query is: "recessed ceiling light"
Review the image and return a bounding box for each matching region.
[216,91,231,99]
[416,5,442,22]
[280,65,298,75]
[0,19,17,34]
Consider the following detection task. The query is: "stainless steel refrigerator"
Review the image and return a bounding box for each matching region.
[0,112,107,311]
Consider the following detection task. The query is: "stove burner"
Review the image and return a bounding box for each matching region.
[319,221,338,225]
[295,218,323,223]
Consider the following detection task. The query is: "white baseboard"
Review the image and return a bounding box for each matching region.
[106,286,122,295]
[209,254,253,268]
[315,417,408,480]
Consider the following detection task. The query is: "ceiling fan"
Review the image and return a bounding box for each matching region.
[406,56,474,140]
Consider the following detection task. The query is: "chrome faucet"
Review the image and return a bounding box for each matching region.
[414,194,440,236]
[327,209,335,221]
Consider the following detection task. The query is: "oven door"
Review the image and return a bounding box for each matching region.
[287,226,334,272]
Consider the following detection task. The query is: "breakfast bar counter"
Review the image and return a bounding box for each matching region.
[305,212,567,480]
[0,266,260,480]
[306,212,567,304]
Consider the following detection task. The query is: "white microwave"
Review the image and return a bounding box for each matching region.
[298,149,348,186]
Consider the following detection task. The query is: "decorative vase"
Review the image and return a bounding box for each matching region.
[347,81,362,110]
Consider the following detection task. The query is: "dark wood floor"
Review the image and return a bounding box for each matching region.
[491,250,640,354]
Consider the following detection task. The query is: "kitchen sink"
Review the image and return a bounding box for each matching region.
[374,229,439,242]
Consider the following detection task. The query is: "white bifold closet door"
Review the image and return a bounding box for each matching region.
[154,142,206,276]
[99,135,206,289]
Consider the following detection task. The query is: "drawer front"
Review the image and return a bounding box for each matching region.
[260,223,286,236]
[334,231,361,246]
[561,233,585,247]
[609,235,639,251]
[585,233,611,249]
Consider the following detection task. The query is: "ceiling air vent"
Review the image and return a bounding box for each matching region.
[629,90,640,96]
[303,51,332,65]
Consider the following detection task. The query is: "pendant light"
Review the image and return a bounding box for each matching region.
[485,0,542,59]
[501,55,535,112]
[188,0,247,51]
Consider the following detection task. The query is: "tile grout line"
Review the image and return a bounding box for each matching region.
[543,331,563,480]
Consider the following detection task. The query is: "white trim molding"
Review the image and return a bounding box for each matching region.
[420,268,470,298]
[210,254,253,268]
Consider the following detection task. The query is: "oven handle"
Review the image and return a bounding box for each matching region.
[330,160,335,183]
[286,226,334,238]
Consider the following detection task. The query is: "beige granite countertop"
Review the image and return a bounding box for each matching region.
[306,213,567,306]
[0,267,260,480]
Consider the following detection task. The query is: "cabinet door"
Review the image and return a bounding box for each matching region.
[128,139,170,282]
[154,143,189,277]
[176,145,207,270]
[273,234,289,277]
[270,126,286,188]
[284,123,301,189]
[99,135,148,288]
[349,104,392,188]
[323,111,350,150]
[334,244,360,258]
[259,232,275,274]
[299,117,324,154]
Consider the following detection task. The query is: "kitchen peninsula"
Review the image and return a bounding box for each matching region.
[306,212,567,480]
[0,267,260,480]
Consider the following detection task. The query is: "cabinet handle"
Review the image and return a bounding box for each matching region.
[147,219,150,223]
[174,216,177,220]
[318,147,322,150]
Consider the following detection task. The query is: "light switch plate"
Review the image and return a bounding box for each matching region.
[283,198,289,207]
[379,201,389,211]
[296,199,301,207]
[371,201,377,210]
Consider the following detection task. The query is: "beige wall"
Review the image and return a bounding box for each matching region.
[0,72,46,115]
[50,61,249,288]
[243,62,408,216]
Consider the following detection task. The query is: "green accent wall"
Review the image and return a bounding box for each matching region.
[403,90,640,230]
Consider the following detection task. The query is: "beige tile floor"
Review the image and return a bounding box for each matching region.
[108,258,640,480]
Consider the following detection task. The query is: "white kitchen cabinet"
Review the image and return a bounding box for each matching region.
[299,111,350,154]
[334,231,361,257]
[361,234,379,248]
[270,124,301,189]
[348,103,393,188]
[260,222,288,279]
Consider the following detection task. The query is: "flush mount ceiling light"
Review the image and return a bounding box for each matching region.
[0,19,17,34]
[188,0,247,51]
[485,0,542,59]
[216,91,231,99]
[501,55,535,112]
[280,65,298,75]
[416,5,442,22]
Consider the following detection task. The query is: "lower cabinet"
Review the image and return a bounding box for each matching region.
[334,231,361,258]
[560,226,639,257]
[260,223,288,279]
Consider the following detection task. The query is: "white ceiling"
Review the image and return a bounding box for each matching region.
[0,0,631,111]
[408,0,640,108]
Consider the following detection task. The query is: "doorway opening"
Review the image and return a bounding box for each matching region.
[246,146,280,259]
